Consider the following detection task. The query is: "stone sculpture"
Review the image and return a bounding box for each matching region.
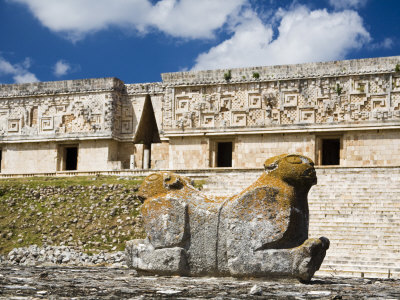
[126,154,330,282]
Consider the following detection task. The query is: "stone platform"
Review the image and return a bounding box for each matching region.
[1,266,399,299]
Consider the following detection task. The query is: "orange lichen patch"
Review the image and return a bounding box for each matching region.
[141,196,175,218]
[228,173,293,209]
[139,171,193,201]
[264,153,288,168]
[263,154,316,188]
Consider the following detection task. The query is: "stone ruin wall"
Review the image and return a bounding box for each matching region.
[162,56,400,131]
[160,56,400,169]
[0,56,400,172]
[0,78,121,141]
[0,78,166,173]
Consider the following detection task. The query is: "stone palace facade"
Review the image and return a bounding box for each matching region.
[0,55,400,174]
[1,56,400,278]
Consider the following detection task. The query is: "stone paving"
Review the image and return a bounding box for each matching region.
[1,266,400,299]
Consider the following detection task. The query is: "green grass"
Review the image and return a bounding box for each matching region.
[0,175,143,188]
[0,176,145,255]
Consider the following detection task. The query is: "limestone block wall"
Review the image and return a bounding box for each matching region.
[0,139,135,174]
[235,133,315,168]
[78,139,119,171]
[200,167,400,279]
[151,141,169,169]
[342,130,400,166]
[166,129,400,169]
[1,142,58,174]
[167,133,315,170]
[168,136,209,169]
[116,142,135,169]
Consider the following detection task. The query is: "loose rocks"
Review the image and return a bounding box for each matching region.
[3,245,126,267]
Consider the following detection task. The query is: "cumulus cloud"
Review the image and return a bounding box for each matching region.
[0,57,39,83]
[10,0,246,41]
[53,60,71,77]
[328,0,368,10]
[192,6,371,70]
[371,37,394,50]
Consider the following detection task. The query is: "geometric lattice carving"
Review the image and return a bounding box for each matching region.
[248,92,262,109]
[371,96,387,111]
[202,114,215,127]
[231,112,246,126]
[300,109,315,123]
[283,94,298,108]
[40,117,53,131]
[7,119,20,132]
[220,96,232,111]
[121,120,133,133]
[352,80,368,94]
[122,105,133,117]
[248,109,264,126]
[176,97,190,112]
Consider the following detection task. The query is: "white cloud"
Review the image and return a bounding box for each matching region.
[192,6,371,70]
[0,57,39,83]
[53,60,71,77]
[11,0,246,41]
[381,38,394,49]
[328,0,368,10]
[13,73,40,84]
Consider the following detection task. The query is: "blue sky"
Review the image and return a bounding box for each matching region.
[0,0,399,84]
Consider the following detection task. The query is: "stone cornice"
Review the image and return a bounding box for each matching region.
[161,56,400,86]
[0,77,126,98]
[162,121,400,137]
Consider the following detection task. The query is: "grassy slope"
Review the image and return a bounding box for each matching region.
[0,176,146,255]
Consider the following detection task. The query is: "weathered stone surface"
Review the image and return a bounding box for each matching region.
[1,266,400,299]
[126,154,329,282]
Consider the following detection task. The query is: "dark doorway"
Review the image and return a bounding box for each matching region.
[217,142,232,167]
[65,147,78,170]
[322,139,340,165]
[0,149,2,172]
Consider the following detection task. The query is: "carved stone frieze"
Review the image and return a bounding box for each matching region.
[164,72,400,130]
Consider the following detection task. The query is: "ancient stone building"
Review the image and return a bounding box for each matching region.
[1,56,400,278]
[0,56,399,173]
[158,56,400,170]
[0,78,164,174]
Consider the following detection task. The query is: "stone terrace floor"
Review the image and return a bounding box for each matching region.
[1,266,399,299]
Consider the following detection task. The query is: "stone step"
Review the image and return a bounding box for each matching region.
[319,263,400,273]
[316,269,398,279]
[200,167,400,279]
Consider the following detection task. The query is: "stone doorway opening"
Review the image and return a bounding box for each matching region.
[320,138,341,165]
[217,142,232,167]
[133,95,161,169]
[58,145,79,171]
[65,147,78,170]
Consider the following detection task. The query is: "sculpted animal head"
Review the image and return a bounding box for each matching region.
[138,171,193,200]
[263,154,317,188]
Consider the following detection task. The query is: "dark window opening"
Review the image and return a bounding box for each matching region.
[217,142,232,167]
[65,147,78,170]
[322,139,340,165]
[0,149,2,172]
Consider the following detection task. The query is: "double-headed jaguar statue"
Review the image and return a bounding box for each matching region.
[126,154,329,282]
